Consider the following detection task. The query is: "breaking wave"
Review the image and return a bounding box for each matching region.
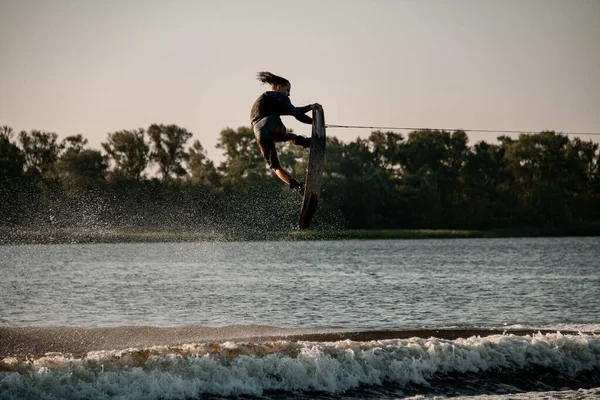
[1,330,599,399]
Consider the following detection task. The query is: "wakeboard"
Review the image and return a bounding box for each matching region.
[299,108,326,229]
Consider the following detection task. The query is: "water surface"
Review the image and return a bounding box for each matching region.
[1,237,599,329]
[1,237,599,400]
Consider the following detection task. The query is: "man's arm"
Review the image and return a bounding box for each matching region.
[280,96,312,124]
[296,105,312,114]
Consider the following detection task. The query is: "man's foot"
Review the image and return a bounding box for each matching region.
[290,134,311,149]
[302,137,311,149]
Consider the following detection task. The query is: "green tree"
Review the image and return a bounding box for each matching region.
[398,130,469,227]
[529,181,572,226]
[56,140,108,190]
[0,125,15,140]
[62,134,88,153]
[0,126,23,179]
[187,139,220,186]
[504,132,567,193]
[318,136,400,229]
[368,130,405,179]
[0,133,27,224]
[216,126,268,186]
[461,141,516,228]
[343,138,396,228]
[503,132,575,225]
[102,128,150,181]
[18,130,63,177]
[148,124,192,180]
[564,138,598,196]
[0,134,24,177]
[318,137,350,227]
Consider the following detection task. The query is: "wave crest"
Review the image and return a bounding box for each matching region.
[1,332,599,398]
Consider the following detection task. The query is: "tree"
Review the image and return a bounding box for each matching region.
[216,126,268,186]
[318,137,350,227]
[368,130,404,179]
[0,130,24,178]
[461,141,516,228]
[504,132,568,194]
[148,124,192,180]
[0,126,15,140]
[340,138,396,228]
[317,136,401,229]
[0,134,27,225]
[564,138,598,196]
[187,139,220,186]
[398,130,469,227]
[62,134,88,153]
[56,148,108,190]
[102,128,150,181]
[18,130,63,177]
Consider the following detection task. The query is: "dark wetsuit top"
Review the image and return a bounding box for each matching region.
[250,91,312,126]
[250,91,312,170]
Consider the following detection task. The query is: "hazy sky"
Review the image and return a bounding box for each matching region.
[1,0,599,162]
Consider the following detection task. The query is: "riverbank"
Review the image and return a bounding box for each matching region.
[1,223,599,245]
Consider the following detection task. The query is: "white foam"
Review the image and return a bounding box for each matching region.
[534,323,600,333]
[440,323,600,333]
[1,332,599,399]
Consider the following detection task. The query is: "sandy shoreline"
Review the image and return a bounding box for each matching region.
[0,326,582,357]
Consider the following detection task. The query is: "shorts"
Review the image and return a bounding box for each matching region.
[253,115,289,169]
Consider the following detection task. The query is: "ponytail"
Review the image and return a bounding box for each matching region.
[256,71,290,88]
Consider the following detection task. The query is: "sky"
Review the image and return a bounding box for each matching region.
[1,0,599,163]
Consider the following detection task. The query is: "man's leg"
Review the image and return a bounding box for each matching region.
[271,166,293,185]
[258,140,304,194]
[272,166,304,195]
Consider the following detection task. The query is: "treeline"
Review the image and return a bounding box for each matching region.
[1,124,599,236]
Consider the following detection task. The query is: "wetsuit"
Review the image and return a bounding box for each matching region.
[250,91,312,169]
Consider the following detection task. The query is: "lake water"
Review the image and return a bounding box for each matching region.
[1,237,599,399]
